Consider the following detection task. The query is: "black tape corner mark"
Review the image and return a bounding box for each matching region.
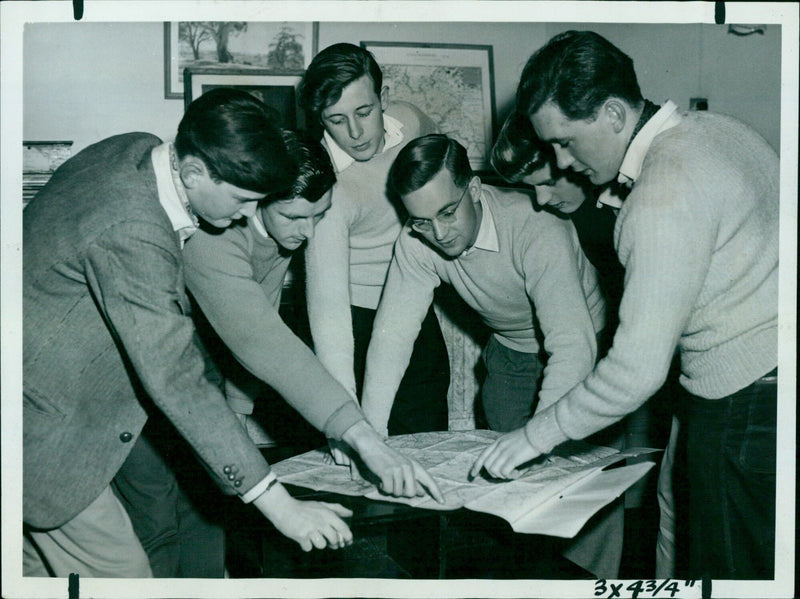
[73,0,84,21]
[701,576,712,599]
[715,2,725,25]
[68,572,80,599]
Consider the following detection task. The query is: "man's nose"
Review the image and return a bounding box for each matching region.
[534,187,551,206]
[432,219,447,240]
[553,145,574,170]
[348,118,362,139]
[299,217,314,240]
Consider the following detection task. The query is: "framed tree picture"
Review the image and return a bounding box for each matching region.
[165,21,317,99]
[361,41,496,171]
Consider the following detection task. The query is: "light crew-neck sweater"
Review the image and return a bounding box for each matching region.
[361,185,606,433]
[304,102,436,398]
[528,109,780,455]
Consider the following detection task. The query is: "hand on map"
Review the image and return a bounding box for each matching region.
[342,420,445,503]
[252,480,354,552]
[470,426,542,480]
[325,438,352,466]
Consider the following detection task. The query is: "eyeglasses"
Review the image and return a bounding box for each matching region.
[408,185,470,233]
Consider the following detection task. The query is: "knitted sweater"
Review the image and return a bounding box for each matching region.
[182,216,365,440]
[528,109,780,455]
[361,185,606,433]
[304,102,437,398]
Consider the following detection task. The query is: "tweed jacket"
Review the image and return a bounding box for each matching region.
[23,133,271,529]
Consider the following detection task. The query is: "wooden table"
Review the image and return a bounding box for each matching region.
[225,483,592,580]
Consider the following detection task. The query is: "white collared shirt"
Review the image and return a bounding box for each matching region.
[151,142,198,248]
[323,113,405,173]
[596,101,681,213]
[460,190,499,257]
[595,186,625,212]
[617,100,681,186]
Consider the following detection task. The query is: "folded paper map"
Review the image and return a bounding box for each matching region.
[271,430,657,538]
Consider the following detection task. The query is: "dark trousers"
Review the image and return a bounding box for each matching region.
[480,335,543,432]
[677,369,777,580]
[479,335,623,578]
[352,304,450,435]
[112,417,226,578]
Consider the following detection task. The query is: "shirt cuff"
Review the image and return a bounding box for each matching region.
[323,401,366,440]
[525,405,569,456]
[240,471,277,504]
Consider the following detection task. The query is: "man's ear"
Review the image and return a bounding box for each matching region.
[468,174,482,197]
[178,155,207,190]
[604,99,628,134]
[379,85,389,111]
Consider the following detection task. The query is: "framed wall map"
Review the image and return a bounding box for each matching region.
[361,41,496,171]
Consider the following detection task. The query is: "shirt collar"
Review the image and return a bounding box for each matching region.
[461,189,498,256]
[151,142,198,247]
[595,186,626,211]
[617,100,681,186]
[251,210,269,238]
[323,113,405,173]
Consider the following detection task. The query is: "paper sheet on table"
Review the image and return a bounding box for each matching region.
[271,430,658,538]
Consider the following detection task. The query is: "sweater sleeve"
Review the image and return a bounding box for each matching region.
[522,216,599,412]
[83,222,271,497]
[304,191,359,400]
[526,181,713,454]
[360,233,440,435]
[183,228,364,441]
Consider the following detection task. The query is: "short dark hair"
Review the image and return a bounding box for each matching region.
[265,130,336,204]
[298,43,383,126]
[517,30,643,121]
[490,109,553,183]
[388,134,472,198]
[174,87,296,195]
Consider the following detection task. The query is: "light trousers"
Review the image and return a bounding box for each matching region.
[23,486,152,578]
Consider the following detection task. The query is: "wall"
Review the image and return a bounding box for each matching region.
[24,21,781,154]
[24,22,185,154]
[543,22,782,150]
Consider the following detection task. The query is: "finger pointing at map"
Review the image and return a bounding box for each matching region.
[341,420,445,503]
[470,427,541,480]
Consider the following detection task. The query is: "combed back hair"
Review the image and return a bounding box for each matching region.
[517,30,643,121]
[388,134,473,198]
[490,109,553,183]
[175,87,296,195]
[265,130,336,204]
[298,43,383,126]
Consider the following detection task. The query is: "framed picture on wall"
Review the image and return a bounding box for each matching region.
[183,67,304,130]
[361,41,496,171]
[165,21,318,99]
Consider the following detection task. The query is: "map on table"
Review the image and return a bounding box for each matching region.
[271,430,657,538]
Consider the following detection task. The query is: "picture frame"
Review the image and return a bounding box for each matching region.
[361,41,496,171]
[183,67,304,130]
[165,21,318,99]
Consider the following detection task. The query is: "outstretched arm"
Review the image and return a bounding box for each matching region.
[360,234,441,436]
[183,226,362,439]
[305,192,360,399]
[524,216,600,412]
